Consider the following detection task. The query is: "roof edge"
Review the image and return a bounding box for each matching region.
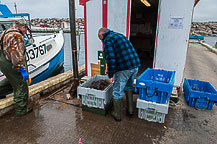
[79,0,90,6]
[194,0,200,7]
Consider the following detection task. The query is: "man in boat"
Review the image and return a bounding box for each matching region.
[0,19,32,117]
[98,28,140,121]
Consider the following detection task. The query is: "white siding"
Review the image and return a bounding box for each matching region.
[154,0,195,87]
[107,0,129,35]
[86,0,102,76]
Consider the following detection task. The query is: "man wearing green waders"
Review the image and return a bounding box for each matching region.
[0,19,32,117]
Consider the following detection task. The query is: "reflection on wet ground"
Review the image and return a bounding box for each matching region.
[162,95,217,144]
[0,97,166,144]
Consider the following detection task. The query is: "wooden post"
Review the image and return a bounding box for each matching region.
[69,0,79,97]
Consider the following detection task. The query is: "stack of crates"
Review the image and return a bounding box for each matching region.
[135,68,176,123]
[77,75,113,110]
[183,78,217,110]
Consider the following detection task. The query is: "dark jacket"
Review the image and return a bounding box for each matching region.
[102,29,140,78]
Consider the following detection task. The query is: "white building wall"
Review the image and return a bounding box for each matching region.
[86,0,102,76]
[107,0,128,35]
[154,0,195,87]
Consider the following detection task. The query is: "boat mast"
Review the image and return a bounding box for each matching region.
[68,0,79,97]
[14,2,17,14]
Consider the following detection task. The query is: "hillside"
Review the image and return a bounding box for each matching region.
[31,18,84,28]
[191,22,217,36]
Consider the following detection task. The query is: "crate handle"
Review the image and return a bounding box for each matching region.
[84,93,96,108]
[195,97,209,110]
[139,82,146,86]
[146,87,158,98]
[146,108,157,121]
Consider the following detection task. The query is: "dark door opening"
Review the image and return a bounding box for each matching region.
[130,0,159,76]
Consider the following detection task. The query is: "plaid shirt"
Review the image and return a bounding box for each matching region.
[102,30,140,78]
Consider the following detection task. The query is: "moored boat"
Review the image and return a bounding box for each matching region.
[0,4,64,87]
[189,35,204,40]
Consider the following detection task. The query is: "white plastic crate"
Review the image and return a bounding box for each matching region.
[136,98,169,123]
[77,75,113,109]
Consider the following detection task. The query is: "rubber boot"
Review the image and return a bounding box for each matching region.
[111,99,122,122]
[16,108,33,117]
[126,91,134,116]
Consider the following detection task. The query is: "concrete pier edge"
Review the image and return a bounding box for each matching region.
[189,40,217,54]
[0,65,85,116]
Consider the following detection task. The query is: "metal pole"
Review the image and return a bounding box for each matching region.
[14,2,17,14]
[68,0,79,97]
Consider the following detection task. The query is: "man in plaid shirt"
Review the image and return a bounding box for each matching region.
[98,28,140,121]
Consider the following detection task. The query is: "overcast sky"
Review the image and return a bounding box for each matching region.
[2,0,217,22]
[193,0,217,22]
[3,0,84,18]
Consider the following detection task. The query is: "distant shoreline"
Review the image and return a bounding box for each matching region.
[31,27,84,34]
[191,22,217,37]
[31,18,217,36]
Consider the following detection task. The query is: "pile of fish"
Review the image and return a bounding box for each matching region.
[87,79,110,90]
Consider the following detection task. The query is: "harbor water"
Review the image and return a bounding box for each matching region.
[63,33,85,72]
[204,36,217,47]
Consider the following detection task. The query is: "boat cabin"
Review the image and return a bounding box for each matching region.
[0,17,25,32]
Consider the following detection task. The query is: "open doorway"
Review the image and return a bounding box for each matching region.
[130,0,159,76]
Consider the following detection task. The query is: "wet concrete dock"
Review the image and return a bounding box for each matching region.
[0,43,217,144]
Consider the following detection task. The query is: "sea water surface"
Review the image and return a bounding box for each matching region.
[63,33,85,72]
[204,36,217,47]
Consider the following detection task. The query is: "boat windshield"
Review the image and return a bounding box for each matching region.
[0,23,14,33]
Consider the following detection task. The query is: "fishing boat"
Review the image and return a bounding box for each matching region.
[189,35,204,40]
[0,4,64,85]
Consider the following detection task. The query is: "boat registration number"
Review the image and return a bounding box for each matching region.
[26,44,47,61]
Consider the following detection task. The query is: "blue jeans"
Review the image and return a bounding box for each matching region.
[113,68,138,100]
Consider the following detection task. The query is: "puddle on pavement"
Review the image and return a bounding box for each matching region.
[0,97,167,144]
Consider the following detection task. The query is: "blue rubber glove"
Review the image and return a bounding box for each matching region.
[17,67,29,81]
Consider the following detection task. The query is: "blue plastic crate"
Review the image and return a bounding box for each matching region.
[135,68,176,104]
[183,78,217,110]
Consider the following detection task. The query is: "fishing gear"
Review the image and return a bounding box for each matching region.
[26,27,35,44]
[21,16,35,45]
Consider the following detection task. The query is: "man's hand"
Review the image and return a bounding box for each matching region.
[109,78,114,83]
[105,66,108,75]
[17,67,29,81]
